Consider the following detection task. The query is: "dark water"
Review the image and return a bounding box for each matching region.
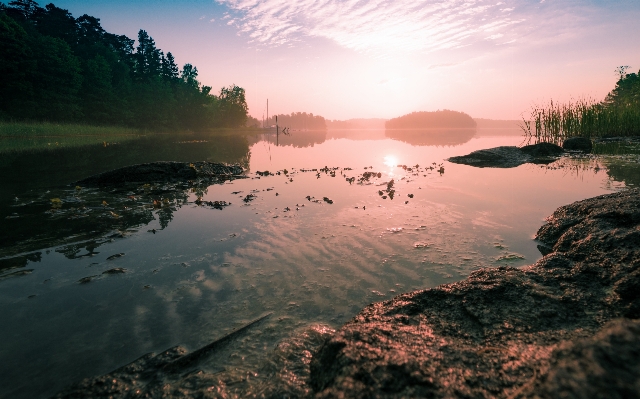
[0,129,638,398]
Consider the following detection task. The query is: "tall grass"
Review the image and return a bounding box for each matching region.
[521,99,640,144]
[0,122,143,153]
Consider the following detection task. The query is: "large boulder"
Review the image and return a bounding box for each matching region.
[309,188,640,398]
[562,137,593,153]
[448,143,563,168]
[447,146,532,168]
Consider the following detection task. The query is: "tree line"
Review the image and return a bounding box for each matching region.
[0,0,248,129]
[265,112,326,130]
[605,66,640,109]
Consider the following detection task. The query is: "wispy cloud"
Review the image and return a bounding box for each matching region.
[217,0,526,53]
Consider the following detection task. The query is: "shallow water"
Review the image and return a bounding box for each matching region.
[0,129,638,398]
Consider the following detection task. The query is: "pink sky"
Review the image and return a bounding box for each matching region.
[54,0,640,121]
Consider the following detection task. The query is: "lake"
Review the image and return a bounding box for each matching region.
[0,128,638,398]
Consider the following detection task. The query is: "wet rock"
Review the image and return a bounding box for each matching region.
[521,318,640,399]
[520,142,564,157]
[563,137,593,153]
[448,146,533,168]
[106,253,125,260]
[309,188,640,398]
[76,162,244,186]
[448,143,564,168]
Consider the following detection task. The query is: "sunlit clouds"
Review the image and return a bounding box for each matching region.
[218,0,524,54]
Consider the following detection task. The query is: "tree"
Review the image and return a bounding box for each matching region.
[217,85,248,128]
[180,63,199,88]
[134,29,161,80]
[0,11,34,118]
[29,34,83,120]
[80,54,117,123]
[161,51,178,81]
[5,0,42,21]
[76,14,105,46]
[605,67,640,109]
[36,4,77,46]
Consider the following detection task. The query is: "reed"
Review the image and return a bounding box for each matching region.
[521,99,640,144]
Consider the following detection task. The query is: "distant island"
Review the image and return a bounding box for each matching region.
[386,110,476,129]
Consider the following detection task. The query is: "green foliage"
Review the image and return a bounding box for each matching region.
[0,121,141,152]
[0,1,248,130]
[216,85,249,128]
[522,68,640,143]
[385,110,477,129]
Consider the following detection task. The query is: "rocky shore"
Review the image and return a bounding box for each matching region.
[309,188,640,398]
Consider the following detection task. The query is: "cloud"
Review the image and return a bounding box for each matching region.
[217,0,526,54]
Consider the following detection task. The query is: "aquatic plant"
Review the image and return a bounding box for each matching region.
[521,98,640,144]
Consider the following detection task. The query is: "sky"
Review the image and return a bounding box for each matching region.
[51,0,640,121]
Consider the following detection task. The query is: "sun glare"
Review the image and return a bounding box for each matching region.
[383,155,398,168]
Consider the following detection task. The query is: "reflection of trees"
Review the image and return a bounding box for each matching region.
[605,160,640,188]
[157,208,174,230]
[247,131,327,148]
[385,128,476,146]
[0,133,251,208]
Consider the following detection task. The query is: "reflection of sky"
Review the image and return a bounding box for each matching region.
[50,0,640,120]
[1,132,629,398]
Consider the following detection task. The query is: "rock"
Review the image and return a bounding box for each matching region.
[521,318,640,399]
[562,137,593,153]
[448,143,564,168]
[520,142,564,157]
[309,188,640,398]
[448,146,533,168]
[76,162,244,186]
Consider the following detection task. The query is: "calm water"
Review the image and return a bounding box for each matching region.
[0,129,638,398]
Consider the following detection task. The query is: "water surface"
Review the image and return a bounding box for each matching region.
[0,128,637,398]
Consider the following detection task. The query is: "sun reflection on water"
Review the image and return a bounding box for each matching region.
[383,155,398,168]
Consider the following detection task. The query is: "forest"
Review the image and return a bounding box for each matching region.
[0,0,248,130]
[385,110,477,129]
[265,112,327,130]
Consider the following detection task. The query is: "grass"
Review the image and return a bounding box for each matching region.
[0,122,144,153]
[520,99,640,144]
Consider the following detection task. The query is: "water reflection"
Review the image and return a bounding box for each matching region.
[385,128,476,146]
[0,131,638,399]
[0,133,251,209]
[247,130,327,148]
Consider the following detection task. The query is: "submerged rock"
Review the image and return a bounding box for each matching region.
[447,144,562,168]
[562,137,593,153]
[309,188,640,398]
[76,161,244,186]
